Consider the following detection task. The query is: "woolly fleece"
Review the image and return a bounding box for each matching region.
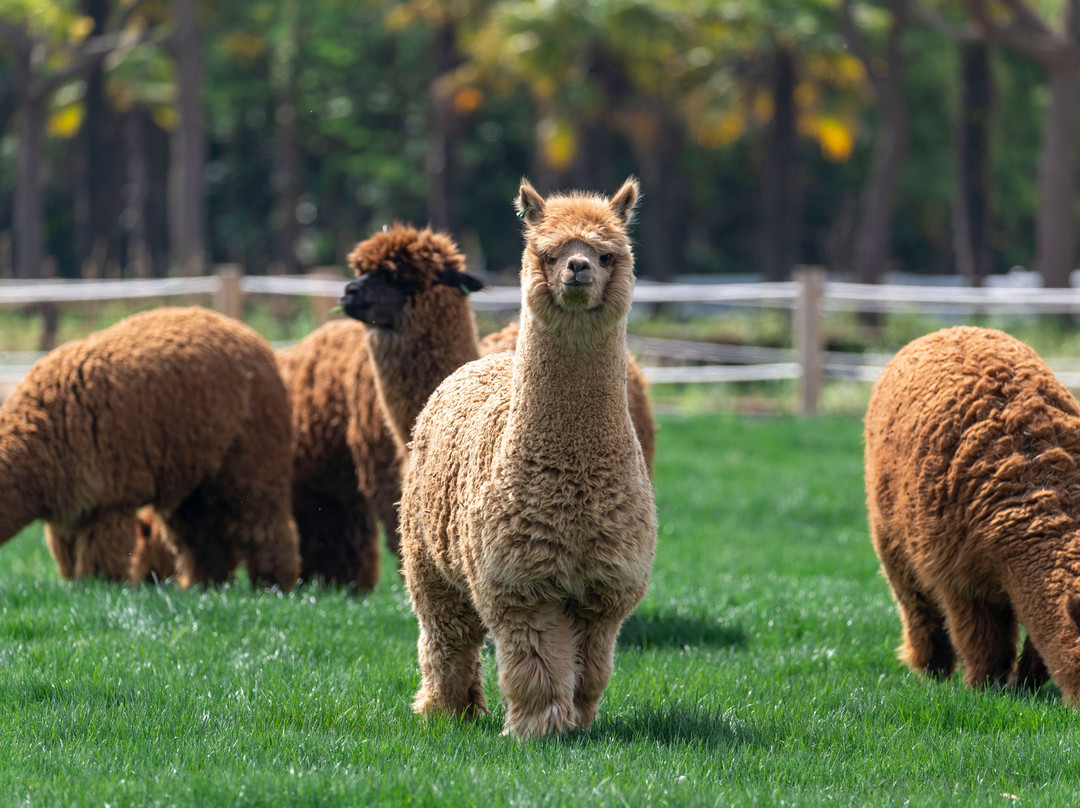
[276,319,401,585]
[865,325,1080,700]
[0,307,300,587]
[399,179,657,738]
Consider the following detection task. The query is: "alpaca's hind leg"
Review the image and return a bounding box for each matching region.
[871,522,955,678]
[404,550,488,717]
[1010,634,1050,691]
[163,489,234,587]
[46,510,137,582]
[486,600,578,739]
[294,489,379,590]
[941,594,1017,689]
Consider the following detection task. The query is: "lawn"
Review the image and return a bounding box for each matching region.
[1,413,1076,807]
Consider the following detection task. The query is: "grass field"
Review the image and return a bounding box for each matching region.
[2,413,1078,807]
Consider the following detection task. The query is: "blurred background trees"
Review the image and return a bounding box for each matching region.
[0,0,1073,285]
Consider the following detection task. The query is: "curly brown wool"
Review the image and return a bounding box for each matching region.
[865,325,1080,701]
[0,307,299,589]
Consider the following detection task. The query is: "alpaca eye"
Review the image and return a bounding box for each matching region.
[542,253,556,266]
[600,254,614,265]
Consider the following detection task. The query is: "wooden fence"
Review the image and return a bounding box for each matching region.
[5,266,1080,414]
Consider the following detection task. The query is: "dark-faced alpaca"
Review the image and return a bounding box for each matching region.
[864,325,1080,701]
[0,307,300,589]
[398,179,657,739]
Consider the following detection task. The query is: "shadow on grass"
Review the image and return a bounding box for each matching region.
[618,610,747,651]
[586,701,776,751]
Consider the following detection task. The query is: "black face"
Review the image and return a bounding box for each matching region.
[340,274,409,329]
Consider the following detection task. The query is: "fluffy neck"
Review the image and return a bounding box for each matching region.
[502,306,634,463]
[366,301,481,450]
[0,412,43,544]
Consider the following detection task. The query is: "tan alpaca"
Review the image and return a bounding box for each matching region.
[863,325,1080,700]
[340,224,655,471]
[0,307,300,588]
[398,179,657,738]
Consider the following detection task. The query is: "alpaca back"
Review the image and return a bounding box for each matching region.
[5,306,284,519]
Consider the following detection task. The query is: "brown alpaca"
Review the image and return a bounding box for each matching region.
[276,320,401,588]
[864,325,1080,700]
[0,307,300,588]
[397,179,657,739]
[340,224,655,472]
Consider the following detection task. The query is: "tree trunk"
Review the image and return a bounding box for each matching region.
[627,111,683,282]
[760,44,802,282]
[124,107,154,278]
[75,0,113,277]
[953,41,994,287]
[14,89,46,280]
[169,0,206,275]
[426,22,461,235]
[1034,64,1080,288]
[853,83,909,284]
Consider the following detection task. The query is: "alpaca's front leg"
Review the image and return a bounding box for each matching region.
[572,585,647,729]
[488,601,579,739]
[404,550,489,718]
[571,615,622,729]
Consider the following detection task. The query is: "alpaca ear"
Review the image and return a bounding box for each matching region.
[515,179,545,225]
[437,269,486,296]
[610,176,640,226]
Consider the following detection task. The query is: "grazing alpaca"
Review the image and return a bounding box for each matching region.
[864,325,1080,700]
[398,179,657,738]
[276,322,398,588]
[340,225,655,471]
[0,307,300,588]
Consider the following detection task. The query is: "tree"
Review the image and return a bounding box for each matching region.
[962,0,1080,288]
[839,0,913,284]
[167,0,205,275]
[0,0,143,279]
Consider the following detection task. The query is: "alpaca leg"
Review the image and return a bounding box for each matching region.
[1010,634,1050,691]
[871,522,955,678]
[294,489,379,590]
[231,505,301,591]
[571,616,621,730]
[572,588,646,730]
[163,489,233,586]
[404,550,488,717]
[46,510,137,582]
[940,594,1016,689]
[487,601,579,739]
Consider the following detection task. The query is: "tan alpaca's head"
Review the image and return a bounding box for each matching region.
[515,177,640,335]
[340,224,485,330]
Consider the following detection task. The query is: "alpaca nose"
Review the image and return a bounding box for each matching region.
[561,258,594,285]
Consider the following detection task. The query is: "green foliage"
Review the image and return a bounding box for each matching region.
[4,414,1080,805]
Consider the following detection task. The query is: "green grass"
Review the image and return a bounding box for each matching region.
[2,414,1078,806]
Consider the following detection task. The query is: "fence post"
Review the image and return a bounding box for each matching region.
[308,267,343,322]
[794,266,825,416]
[214,264,244,320]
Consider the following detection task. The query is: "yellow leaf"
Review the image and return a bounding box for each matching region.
[540,119,577,172]
[69,15,95,41]
[223,32,265,60]
[816,118,855,162]
[47,104,83,139]
[151,105,179,131]
[453,86,484,115]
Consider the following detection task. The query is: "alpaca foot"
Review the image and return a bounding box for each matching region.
[412,689,489,719]
[502,701,578,740]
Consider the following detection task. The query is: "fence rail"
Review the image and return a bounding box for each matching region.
[4,267,1080,412]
